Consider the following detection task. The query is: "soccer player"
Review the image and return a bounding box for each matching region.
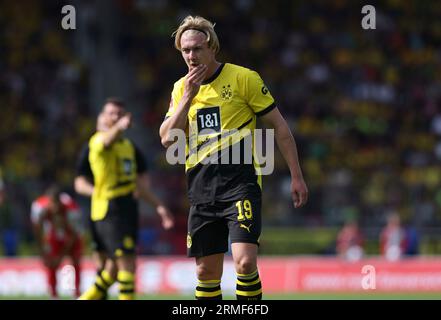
[79,98,174,300]
[31,185,83,298]
[160,16,308,300]
[74,113,112,298]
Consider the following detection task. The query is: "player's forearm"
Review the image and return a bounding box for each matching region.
[101,125,123,147]
[136,175,163,207]
[74,176,94,197]
[160,96,192,147]
[138,188,163,208]
[274,123,304,180]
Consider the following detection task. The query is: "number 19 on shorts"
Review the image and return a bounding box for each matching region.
[236,199,253,221]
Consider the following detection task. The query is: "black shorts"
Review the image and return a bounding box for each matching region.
[89,217,105,253]
[94,194,139,258]
[187,195,261,258]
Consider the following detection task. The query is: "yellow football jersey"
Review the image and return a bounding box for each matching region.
[166,63,276,204]
[88,133,138,221]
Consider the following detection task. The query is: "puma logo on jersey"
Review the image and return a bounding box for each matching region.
[240,223,252,233]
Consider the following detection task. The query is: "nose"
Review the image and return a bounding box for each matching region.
[188,50,196,60]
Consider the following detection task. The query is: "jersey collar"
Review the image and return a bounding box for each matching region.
[201,63,225,85]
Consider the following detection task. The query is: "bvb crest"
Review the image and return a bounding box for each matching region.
[221,84,232,100]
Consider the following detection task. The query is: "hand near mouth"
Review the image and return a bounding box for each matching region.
[184,64,208,99]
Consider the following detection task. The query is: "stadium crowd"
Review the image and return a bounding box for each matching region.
[1,0,441,255]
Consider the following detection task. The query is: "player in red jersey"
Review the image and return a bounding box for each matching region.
[31,185,83,298]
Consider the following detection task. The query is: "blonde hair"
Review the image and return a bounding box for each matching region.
[172,15,219,53]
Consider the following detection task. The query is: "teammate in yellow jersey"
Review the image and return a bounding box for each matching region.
[79,98,174,300]
[75,113,111,299]
[160,16,308,300]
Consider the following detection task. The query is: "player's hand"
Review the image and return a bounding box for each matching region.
[183,64,208,99]
[156,205,175,230]
[291,177,308,208]
[116,113,132,131]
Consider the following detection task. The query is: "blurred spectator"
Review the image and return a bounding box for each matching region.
[336,219,364,261]
[0,168,3,195]
[380,212,407,261]
[403,219,420,256]
[0,167,18,256]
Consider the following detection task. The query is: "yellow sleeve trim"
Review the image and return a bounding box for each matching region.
[255,103,276,117]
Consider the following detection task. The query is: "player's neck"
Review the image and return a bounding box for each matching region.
[204,61,222,81]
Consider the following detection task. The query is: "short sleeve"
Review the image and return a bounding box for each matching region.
[134,144,148,174]
[244,70,276,117]
[89,132,105,154]
[165,79,184,119]
[75,143,93,179]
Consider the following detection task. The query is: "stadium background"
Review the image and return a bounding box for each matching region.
[1,0,441,299]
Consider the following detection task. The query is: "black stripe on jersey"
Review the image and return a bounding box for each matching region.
[237,118,253,130]
[133,143,148,173]
[196,134,220,153]
[109,180,133,190]
[194,117,253,154]
[186,149,260,204]
[76,144,93,179]
[202,63,225,85]
[255,103,276,117]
